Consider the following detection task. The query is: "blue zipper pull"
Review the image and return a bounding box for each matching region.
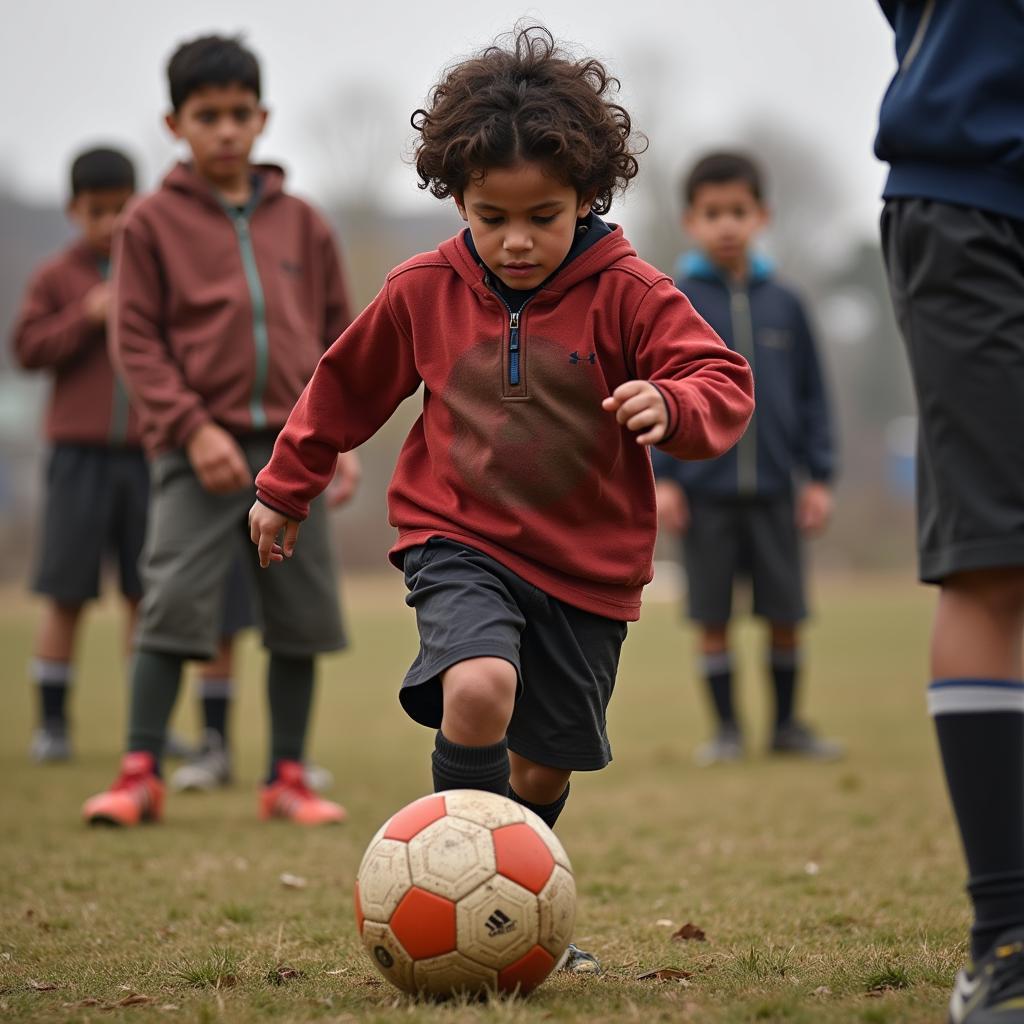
[509,311,520,386]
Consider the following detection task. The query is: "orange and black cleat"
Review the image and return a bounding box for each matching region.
[82,751,164,827]
[260,759,346,826]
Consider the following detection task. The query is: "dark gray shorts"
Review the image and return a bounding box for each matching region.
[32,444,149,604]
[882,198,1024,583]
[682,495,806,625]
[400,538,627,772]
[136,436,345,660]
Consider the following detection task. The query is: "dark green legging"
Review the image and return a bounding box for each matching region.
[128,649,314,778]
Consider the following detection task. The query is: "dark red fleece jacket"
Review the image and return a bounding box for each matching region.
[256,228,754,620]
[110,162,352,456]
[12,240,141,447]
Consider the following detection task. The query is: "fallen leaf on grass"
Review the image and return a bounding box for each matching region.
[672,923,707,942]
[804,862,820,876]
[637,967,693,983]
[27,980,58,991]
[655,919,675,928]
[159,1005,180,1012]
[279,873,307,889]
[812,986,832,997]
[266,965,304,985]
[115,994,154,1007]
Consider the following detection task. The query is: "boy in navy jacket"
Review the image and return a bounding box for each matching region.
[653,152,840,765]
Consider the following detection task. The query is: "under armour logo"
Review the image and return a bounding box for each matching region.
[568,351,596,365]
[485,909,516,937]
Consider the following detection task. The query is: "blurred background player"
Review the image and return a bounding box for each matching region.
[653,151,841,766]
[11,147,140,761]
[249,24,753,971]
[11,146,260,769]
[876,2,1024,1020]
[82,34,359,826]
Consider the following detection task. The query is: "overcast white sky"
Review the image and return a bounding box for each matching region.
[1,0,896,243]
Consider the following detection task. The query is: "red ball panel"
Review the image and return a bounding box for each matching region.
[354,881,364,935]
[493,822,555,894]
[497,944,556,995]
[383,794,447,842]
[389,886,457,959]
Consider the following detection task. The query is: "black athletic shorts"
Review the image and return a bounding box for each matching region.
[882,198,1024,583]
[33,444,149,604]
[681,494,806,625]
[400,538,627,772]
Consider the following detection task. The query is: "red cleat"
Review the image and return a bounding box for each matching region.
[260,760,346,825]
[82,752,164,827]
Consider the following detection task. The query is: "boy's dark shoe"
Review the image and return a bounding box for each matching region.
[31,721,71,762]
[770,720,844,761]
[694,723,744,767]
[949,929,1024,1023]
[557,943,601,975]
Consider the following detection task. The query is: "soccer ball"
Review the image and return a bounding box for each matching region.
[354,789,576,997]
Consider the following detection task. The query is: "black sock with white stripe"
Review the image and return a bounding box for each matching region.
[929,679,1024,961]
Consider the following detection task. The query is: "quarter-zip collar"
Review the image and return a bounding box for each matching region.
[449,215,628,389]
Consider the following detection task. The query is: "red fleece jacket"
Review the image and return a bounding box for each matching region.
[12,240,141,447]
[256,227,754,620]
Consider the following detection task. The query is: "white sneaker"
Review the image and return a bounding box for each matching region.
[170,730,232,792]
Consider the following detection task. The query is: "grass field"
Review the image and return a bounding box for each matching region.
[0,571,965,1023]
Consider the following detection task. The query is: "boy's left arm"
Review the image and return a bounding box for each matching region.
[623,278,754,459]
[793,299,837,533]
[319,221,360,507]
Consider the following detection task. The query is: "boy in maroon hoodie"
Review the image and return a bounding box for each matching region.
[82,34,359,827]
[250,24,753,971]
[12,148,141,761]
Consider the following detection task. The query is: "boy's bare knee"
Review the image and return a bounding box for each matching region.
[441,657,517,743]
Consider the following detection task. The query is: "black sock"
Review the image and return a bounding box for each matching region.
[770,647,799,728]
[127,650,185,773]
[701,651,736,727]
[267,654,314,780]
[929,679,1024,961]
[199,675,232,744]
[33,658,71,726]
[509,783,570,829]
[431,732,509,795]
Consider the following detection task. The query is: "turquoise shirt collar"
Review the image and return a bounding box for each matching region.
[675,249,773,285]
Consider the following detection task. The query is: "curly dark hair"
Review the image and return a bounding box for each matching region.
[412,25,644,215]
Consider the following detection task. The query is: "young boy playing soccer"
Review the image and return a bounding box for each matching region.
[82,34,358,827]
[249,25,754,968]
[876,3,1024,1019]
[652,152,841,766]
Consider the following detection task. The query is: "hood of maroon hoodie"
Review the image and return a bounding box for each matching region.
[257,225,753,620]
[110,161,351,456]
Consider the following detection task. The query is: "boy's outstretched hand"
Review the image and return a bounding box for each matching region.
[602,380,668,445]
[249,502,299,569]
